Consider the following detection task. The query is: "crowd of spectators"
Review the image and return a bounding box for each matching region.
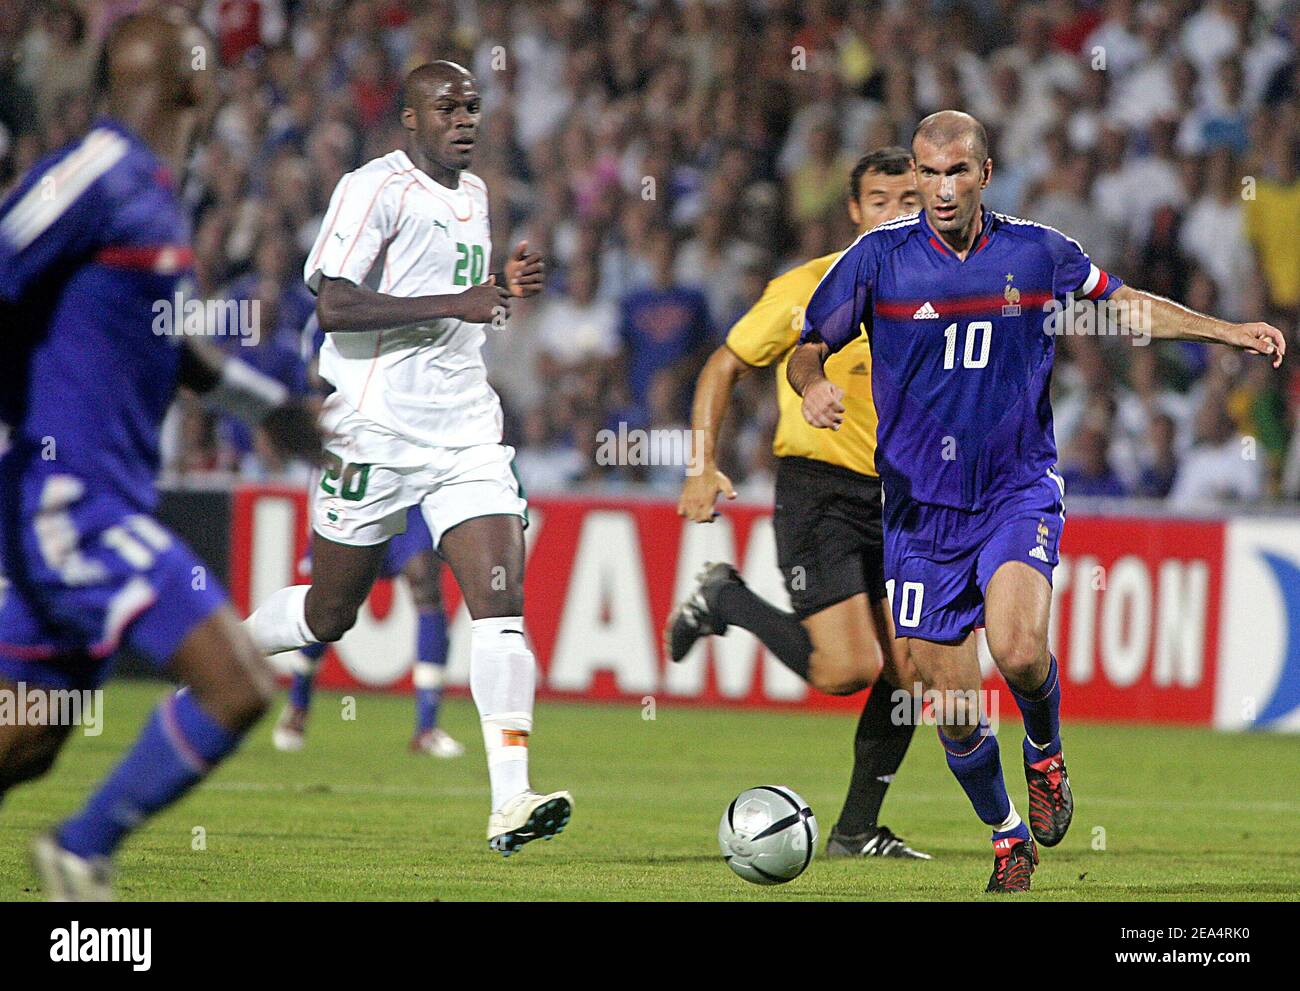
[3,0,1300,508]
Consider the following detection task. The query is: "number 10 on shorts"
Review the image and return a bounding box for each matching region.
[886,579,925,628]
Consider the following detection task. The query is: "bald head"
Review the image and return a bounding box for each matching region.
[400,60,482,180]
[913,110,989,164]
[101,12,187,99]
[402,60,474,111]
[910,110,992,244]
[94,10,216,168]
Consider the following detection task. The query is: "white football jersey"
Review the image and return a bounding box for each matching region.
[304,149,498,453]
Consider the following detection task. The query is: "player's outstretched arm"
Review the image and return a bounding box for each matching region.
[315,275,511,333]
[678,345,754,523]
[787,341,845,430]
[178,339,323,463]
[1110,285,1286,368]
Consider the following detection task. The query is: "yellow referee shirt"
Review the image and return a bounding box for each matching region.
[725,252,878,477]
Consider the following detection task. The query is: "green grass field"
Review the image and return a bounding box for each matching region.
[1,679,1296,901]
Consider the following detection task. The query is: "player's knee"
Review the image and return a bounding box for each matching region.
[989,628,1046,682]
[217,665,273,730]
[882,642,920,691]
[0,726,65,790]
[305,600,360,644]
[808,645,877,696]
[211,640,276,729]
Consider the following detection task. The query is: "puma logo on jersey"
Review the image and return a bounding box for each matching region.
[1029,544,1049,562]
[334,231,348,242]
[431,219,449,235]
[913,301,940,320]
[849,362,869,374]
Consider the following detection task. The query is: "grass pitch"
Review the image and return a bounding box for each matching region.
[1,679,1296,901]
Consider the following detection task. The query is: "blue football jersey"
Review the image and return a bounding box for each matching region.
[0,118,194,510]
[802,207,1122,511]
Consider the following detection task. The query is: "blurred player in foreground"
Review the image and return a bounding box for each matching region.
[0,11,319,900]
[667,147,929,860]
[272,317,462,758]
[793,111,1285,892]
[244,62,569,857]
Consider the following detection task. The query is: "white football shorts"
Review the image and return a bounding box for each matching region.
[311,392,527,548]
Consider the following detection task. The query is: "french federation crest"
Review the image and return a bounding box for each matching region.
[1002,273,1021,316]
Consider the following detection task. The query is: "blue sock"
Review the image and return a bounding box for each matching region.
[290,642,327,711]
[413,610,448,735]
[58,691,243,859]
[1009,654,1062,763]
[992,819,1032,844]
[938,720,1012,827]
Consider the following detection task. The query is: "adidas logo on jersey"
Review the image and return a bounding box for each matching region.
[1028,545,1049,562]
[913,301,939,319]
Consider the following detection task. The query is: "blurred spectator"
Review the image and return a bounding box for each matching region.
[1169,390,1263,505]
[513,408,586,493]
[22,3,95,128]
[1244,129,1300,319]
[789,112,855,225]
[1061,425,1130,497]
[1179,149,1255,319]
[618,230,712,414]
[1029,157,1119,270]
[1136,412,1180,498]
[532,257,621,405]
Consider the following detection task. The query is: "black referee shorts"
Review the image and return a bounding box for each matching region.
[772,456,887,620]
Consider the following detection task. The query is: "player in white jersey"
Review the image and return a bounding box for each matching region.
[245,61,570,857]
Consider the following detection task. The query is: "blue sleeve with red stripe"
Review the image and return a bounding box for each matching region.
[1043,226,1122,301]
[801,233,878,355]
[0,157,106,303]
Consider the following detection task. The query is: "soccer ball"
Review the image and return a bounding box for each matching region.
[718,786,818,885]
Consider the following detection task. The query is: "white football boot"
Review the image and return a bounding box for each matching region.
[487,790,573,857]
[32,832,114,902]
[409,727,465,758]
[271,703,308,752]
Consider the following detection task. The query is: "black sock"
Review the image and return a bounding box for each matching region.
[713,581,812,681]
[835,676,916,835]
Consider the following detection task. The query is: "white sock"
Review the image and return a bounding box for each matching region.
[994,806,1023,834]
[469,615,535,812]
[412,661,444,691]
[246,585,316,655]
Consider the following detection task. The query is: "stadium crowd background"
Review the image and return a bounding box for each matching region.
[2,0,1300,507]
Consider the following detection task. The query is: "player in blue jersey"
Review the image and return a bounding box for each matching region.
[271,319,462,758]
[791,111,1285,892]
[0,12,320,900]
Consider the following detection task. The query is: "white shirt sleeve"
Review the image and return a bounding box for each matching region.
[304,169,396,294]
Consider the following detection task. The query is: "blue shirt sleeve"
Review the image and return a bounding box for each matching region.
[801,234,877,354]
[0,158,111,303]
[1044,226,1123,301]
